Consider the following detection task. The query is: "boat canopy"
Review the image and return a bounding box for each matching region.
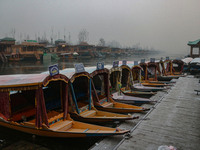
[132,65,143,70]
[87,67,109,78]
[0,73,69,128]
[120,65,133,88]
[0,73,68,92]
[139,62,148,80]
[147,62,158,80]
[172,59,184,73]
[190,57,200,64]
[182,57,193,64]
[131,65,143,82]
[86,67,110,101]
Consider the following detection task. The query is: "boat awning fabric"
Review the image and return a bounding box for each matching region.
[0,74,69,92]
[182,57,193,64]
[139,62,147,67]
[35,87,49,128]
[86,68,110,99]
[172,59,184,65]
[132,65,143,70]
[121,65,132,71]
[88,68,109,78]
[0,92,10,119]
[147,62,157,68]
[61,69,91,83]
[190,57,200,64]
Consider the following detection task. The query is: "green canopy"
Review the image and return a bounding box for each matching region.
[188,39,200,46]
[1,37,16,41]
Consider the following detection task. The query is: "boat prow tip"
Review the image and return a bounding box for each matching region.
[143,108,150,111]
[132,116,139,119]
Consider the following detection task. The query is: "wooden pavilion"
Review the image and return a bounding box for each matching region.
[188,39,200,58]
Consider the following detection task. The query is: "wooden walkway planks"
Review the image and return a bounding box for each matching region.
[91,77,200,150]
[118,77,200,150]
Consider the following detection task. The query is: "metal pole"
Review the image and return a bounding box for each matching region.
[70,82,80,114]
[89,79,92,110]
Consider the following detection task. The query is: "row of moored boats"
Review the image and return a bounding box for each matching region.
[0,57,187,137]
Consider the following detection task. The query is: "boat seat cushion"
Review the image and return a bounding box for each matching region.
[11,106,35,122]
[0,113,7,120]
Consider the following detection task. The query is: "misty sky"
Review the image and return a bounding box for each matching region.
[0,0,200,54]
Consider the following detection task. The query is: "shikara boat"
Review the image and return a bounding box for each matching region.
[159,58,185,80]
[182,57,193,72]
[172,59,185,75]
[119,62,157,100]
[0,73,128,138]
[130,62,165,92]
[121,88,156,98]
[115,62,156,98]
[139,60,168,87]
[129,64,156,98]
[112,92,156,104]
[61,67,136,123]
[189,57,200,74]
[85,63,149,113]
[132,83,165,92]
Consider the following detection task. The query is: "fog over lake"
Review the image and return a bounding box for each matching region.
[0,0,200,55]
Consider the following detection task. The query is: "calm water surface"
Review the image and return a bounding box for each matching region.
[0,53,185,150]
[0,53,185,75]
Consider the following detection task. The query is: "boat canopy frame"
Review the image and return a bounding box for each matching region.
[0,74,69,129]
[132,65,143,83]
[89,68,110,102]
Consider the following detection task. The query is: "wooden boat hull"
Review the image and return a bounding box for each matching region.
[121,88,155,98]
[157,75,184,81]
[132,83,165,92]
[112,92,156,104]
[122,91,155,98]
[141,82,167,87]
[0,118,128,138]
[148,81,173,85]
[94,96,149,113]
[96,103,148,113]
[70,110,136,123]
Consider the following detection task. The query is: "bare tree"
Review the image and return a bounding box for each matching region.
[11,28,16,39]
[106,40,121,48]
[98,38,105,46]
[78,29,89,44]
[27,34,30,40]
[68,32,71,45]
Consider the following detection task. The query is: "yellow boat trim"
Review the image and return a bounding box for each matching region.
[43,78,68,87]
[121,66,131,71]
[0,85,39,92]
[71,74,90,83]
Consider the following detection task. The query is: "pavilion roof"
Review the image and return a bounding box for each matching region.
[188,39,200,46]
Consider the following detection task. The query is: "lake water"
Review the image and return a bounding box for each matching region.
[0,52,185,75]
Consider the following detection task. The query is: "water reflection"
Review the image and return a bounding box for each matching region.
[0,53,185,75]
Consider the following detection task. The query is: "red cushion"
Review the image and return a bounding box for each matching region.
[12,107,36,122]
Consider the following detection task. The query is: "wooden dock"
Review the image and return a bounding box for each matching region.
[91,77,200,150]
